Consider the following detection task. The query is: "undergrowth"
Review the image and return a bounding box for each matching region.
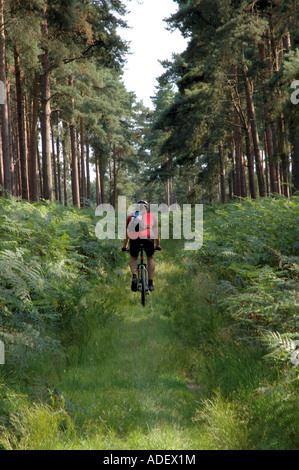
[0,195,298,450]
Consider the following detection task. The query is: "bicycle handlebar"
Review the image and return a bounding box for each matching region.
[122,246,162,252]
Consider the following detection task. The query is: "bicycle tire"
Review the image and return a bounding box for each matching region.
[141,266,146,306]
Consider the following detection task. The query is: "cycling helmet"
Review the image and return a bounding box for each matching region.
[137,200,148,210]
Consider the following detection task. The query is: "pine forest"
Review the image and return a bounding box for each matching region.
[0,0,298,452]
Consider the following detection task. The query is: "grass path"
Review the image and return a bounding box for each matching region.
[50,240,211,450]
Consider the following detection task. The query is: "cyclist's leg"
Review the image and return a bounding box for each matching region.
[129,239,140,291]
[143,239,155,290]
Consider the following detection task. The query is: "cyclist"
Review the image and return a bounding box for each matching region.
[122,200,162,292]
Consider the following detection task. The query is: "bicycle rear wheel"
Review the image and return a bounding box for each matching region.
[141,266,146,306]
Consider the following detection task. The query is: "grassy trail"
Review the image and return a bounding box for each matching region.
[49,240,211,450]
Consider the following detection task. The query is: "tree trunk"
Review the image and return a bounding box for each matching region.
[56,125,62,203]
[242,54,266,197]
[265,124,278,193]
[112,143,117,209]
[68,74,80,208]
[219,144,226,203]
[263,131,270,196]
[86,135,90,200]
[40,7,53,202]
[96,156,102,206]
[51,124,58,200]
[0,0,12,192]
[98,150,105,204]
[62,126,68,207]
[14,44,29,200]
[80,117,86,204]
[0,135,3,194]
[29,72,39,202]
[244,122,256,199]
[292,136,299,193]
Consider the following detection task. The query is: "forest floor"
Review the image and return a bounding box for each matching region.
[44,239,214,450]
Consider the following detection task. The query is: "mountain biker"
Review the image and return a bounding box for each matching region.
[122,200,162,292]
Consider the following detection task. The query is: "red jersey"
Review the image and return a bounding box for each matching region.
[126,212,158,240]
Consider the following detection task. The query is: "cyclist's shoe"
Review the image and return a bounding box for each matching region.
[148,281,154,292]
[131,277,138,292]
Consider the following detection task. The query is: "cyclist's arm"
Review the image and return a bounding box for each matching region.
[152,216,161,249]
[123,231,129,249]
[123,217,130,249]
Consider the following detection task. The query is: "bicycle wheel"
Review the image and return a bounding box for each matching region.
[141,266,146,306]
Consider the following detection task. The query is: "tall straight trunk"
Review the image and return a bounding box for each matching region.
[96,156,102,206]
[40,7,53,202]
[68,74,80,208]
[165,179,170,205]
[62,126,68,207]
[0,136,3,194]
[98,150,105,204]
[29,73,39,201]
[272,127,281,194]
[265,124,278,193]
[277,116,290,198]
[0,0,12,192]
[37,143,43,197]
[7,81,15,194]
[56,132,62,204]
[219,144,226,203]
[80,117,86,204]
[259,37,277,194]
[164,156,170,205]
[85,135,90,200]
[242,54,266,197]
[14,44,29,200]
[229,150,236,197]
[263,131,270,196]
[245,123,256,199]
[108,155,112,204]
[112,143,117,209]
[51,124,58,200]
[233,141,241,197]
[293,136,299,193]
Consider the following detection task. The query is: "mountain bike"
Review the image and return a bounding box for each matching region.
[124,243,161,306]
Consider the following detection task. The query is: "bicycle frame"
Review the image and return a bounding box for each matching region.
[137,243,149,305]
[124,243,160,306]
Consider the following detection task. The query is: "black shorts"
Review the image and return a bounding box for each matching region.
[130,239,155,258]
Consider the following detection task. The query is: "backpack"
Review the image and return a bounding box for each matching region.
[130,211,145,232]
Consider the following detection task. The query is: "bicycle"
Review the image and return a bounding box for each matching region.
[123,243,161,306]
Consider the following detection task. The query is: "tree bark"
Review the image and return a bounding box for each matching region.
[0,0,12,192]
[56,123,62,203]
[51,124,58,200]
[242,53,266,197]
[219,144,226,203]
[86,135,90,200]
[14,44,29,200]
[244,122,256,199]
[292,136,299,193]
[80,117,86,204]
[0,135,3,194]
[40,6,53,202]
[29,72,39,202]
[68,74,80,208]
[62,125,68,207]
[96,156,102,206]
